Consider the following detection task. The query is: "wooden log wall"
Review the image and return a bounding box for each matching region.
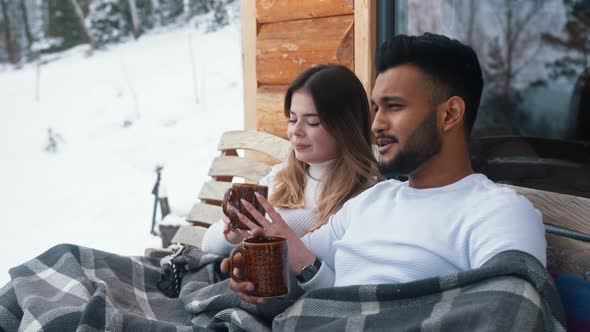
[252,0,355,138]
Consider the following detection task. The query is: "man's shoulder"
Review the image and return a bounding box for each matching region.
[365,178,404,194]
[468,175,524,201]
[465,174,539,217]
[345,179,404,206]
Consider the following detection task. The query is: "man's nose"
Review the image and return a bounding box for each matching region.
[371,111,386,134]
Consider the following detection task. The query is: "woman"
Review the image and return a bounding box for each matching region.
[202,63,381,255]
[0,64,381,331]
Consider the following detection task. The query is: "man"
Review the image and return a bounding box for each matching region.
[224,33,546,303]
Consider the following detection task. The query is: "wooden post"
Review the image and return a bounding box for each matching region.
[159,192,171,218]
[354,0,377,98]
[242,1,257,131]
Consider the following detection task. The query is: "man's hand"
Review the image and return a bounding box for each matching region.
[222,194,317,303]
[220,240,268,304]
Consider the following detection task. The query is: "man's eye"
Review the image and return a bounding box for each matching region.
[389,104,403,109]
[308,123,321,127]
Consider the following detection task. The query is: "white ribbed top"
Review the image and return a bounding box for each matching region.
[201,160,333,255]
[300,173,547,290]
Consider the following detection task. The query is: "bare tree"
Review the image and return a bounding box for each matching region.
[473,0,560,136]
[69,0,95,49]
[407,0,441,34]
[448,0,488,74]
[1,0,17,63]
[19,0,32,49]
[128,0,142,38]
[486,0,551,96]
[465,0,478,47]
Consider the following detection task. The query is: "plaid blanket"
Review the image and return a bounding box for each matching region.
[0,243,294,331]
[273,250,566,331]
[0,244,565,331]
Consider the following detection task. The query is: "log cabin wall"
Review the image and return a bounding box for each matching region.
[242,0,376,139]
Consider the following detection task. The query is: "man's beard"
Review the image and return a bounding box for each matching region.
[378,111,442,179]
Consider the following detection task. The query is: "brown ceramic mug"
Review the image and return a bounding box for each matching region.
[229,236,289,298]
[222,183,268,230]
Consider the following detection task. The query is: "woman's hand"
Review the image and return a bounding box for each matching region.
[221,193,317,304]
[222,215,245,244]
[239,192,316,275]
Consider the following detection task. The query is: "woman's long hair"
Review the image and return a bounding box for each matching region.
[269,64,382,231]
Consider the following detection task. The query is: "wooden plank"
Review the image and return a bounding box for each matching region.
[256,0,353,23]
[171,225,209,247]
[506,184,590,236]
[256,15,354,85]
[256,85,288,139]
[354,0,376,99]
[247,150,287,168]
[209,156,272,183]
[546,234,590,278]
[198,180,232,202]
[242,0,258,130]
[218,129,291,161]
[186,202,223,226]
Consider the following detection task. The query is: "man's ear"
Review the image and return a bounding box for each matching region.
[440,96,465,132]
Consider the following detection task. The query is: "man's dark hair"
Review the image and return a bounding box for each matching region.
[375,33,484,136]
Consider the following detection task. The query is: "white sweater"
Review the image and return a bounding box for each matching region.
[201,161,332,255]
[300,174,547,291]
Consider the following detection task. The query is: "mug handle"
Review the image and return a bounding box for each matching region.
[222,188,234,217]
[229,247,248,282]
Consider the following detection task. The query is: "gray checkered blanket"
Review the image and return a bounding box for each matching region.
[273,250,566,331]
[0,243,294,331]
[0,244,565,331]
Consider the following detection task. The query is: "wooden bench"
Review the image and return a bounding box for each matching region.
[174,130,590,279]
[507,185,590,278]
[171,130,290,246]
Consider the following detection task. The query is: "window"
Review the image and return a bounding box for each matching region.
[390,0,590,197]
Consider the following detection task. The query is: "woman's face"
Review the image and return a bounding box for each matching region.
[287,90,339,164]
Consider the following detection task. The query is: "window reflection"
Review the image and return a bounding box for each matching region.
[396,0,590,197]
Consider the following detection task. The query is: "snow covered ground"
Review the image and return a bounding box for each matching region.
[0,24,244,285]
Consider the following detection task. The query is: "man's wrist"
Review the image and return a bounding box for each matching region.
[296,257,321,283]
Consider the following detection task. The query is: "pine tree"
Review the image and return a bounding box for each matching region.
[150,0,162,27]
[207,0,228,32]
[87,0,128,46]
[158,0,183,24]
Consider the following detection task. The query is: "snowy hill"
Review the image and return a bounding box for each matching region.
[0,25,244,285]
